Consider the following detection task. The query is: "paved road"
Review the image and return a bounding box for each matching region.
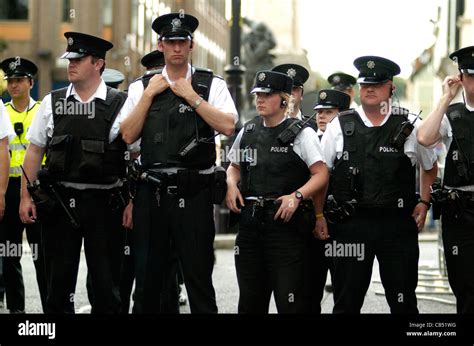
[0,232,456,314]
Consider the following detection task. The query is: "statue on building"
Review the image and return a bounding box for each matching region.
[242,18,276,109]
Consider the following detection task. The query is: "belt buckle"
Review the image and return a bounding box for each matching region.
[167,185,178,195]
[256,197,265,208]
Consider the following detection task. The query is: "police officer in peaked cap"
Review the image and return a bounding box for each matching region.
[226,70,328,313]
[272,64,309,120]
[320,56,438,313]
[20,32,133,313]
[120,12,238,313]
[417,46,474,313]
[327,72,358,108]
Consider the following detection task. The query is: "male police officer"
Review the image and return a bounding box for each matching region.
[321,56,438,313]
[120,13,237,313]
[328,72,358,109]
[308,89,350,313]
[19,32,131,313]
[226,70,328,313]
[272,64,309,119]
[417,46,474,313]
[0,57,47,313]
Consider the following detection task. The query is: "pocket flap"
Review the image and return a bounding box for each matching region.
[81,140,105,153]
[49,135,70,147]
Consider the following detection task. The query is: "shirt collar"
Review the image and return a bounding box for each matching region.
[263,115,288,127]
[356,105,391,127]
[66,79,108,103]
[10,97,36,112]
[162,64,193,84]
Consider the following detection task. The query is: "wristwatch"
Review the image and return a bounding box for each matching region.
[192,96,204,110]
[294,190,304,201]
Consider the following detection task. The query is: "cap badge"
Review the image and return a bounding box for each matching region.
[258,72,266,82]
[68,37,74,46]
[8,61,17,71]
[172,18,182,31]
[320,91,327,100]
[287,68,296,78]
[367,60,375,69]
[333,75,341,83]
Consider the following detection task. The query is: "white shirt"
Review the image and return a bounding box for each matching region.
[438,103,474,191]
[321,105,437,170]
[8,97,37,113]
[26,80,136,189]
[117,64,239,173]
[228,116,325,169]
[0,99,15,142]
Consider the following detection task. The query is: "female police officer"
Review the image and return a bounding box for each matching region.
[226,70,328,313]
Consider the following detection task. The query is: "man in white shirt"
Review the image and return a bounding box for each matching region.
[417,46,474,313]
[321,56,438,313]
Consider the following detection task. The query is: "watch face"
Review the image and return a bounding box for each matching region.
[295,191,303,200]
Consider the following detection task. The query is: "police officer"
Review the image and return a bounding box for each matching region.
[141,50,165,71]
[0,57,48,313]
[119,13,237,313]
[328,72,358,109]
[272,64,309,120]
[321,56,438,313]
[308,89,350,313]
[0,100,15,310]
[417,46,474,313]
[226,70,328,313]
[103,68,125,89]
[19,32,132,313]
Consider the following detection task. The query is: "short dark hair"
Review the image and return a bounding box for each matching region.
[91,56,106,75]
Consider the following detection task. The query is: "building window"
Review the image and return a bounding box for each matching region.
[0,0,29,20]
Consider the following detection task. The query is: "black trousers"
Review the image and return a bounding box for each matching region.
[41,188,124,313]
[442,208,474,313]
[332,210,419,314]
[0,256,5,303]
[0,177,47,312]
[235,205,307,314]
[306,235,335,314]
[132,182,217,313]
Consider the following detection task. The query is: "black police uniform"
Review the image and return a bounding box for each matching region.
[308,89,350,313]
[330,57,419,314]
[438,47,474,313]
[132,13,219,313]
[0,57,48,313]
[234,71,313,313]
[40,32,127,313]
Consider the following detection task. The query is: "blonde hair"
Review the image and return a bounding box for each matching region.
[279,92,295,115]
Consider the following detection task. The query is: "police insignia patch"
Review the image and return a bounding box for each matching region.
[172,18,182,31]
[287,68,296,78]
[320,91,327,100]
[258,72,266,82]
[68,37,74,46]
[8,61,17,71]
[367,60,375,69]
[333,75,341,83]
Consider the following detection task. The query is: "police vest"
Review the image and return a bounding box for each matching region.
[444,103,474,187]
[46,86,127,184]
[239,117,310,198]
[140,68,216,169]
[331,109,416,208]
[5,101,43,177]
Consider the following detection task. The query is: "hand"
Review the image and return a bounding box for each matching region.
[412,203,429,232]
[0,194,4,221]
[313,217,329,240]
[145,74,170,98]
[442,75,462,100]
[225,183,244,213]
[122,201,133,230]
[170,78,196,101]
[19,197,37,224]
[274,194,300,222]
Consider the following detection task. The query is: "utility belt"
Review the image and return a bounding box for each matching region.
[431,188,474,220]
[244,196,315,234]
[128,160,226,204]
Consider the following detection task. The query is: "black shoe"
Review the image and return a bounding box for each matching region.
[9,309,25,314]
[324,284,333,293]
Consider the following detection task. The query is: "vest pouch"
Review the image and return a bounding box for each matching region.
[78,139,105,178]
[47,135,72,174]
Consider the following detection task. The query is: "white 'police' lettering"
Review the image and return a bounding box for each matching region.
[270,147,288,153]
[379,146,398,153]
